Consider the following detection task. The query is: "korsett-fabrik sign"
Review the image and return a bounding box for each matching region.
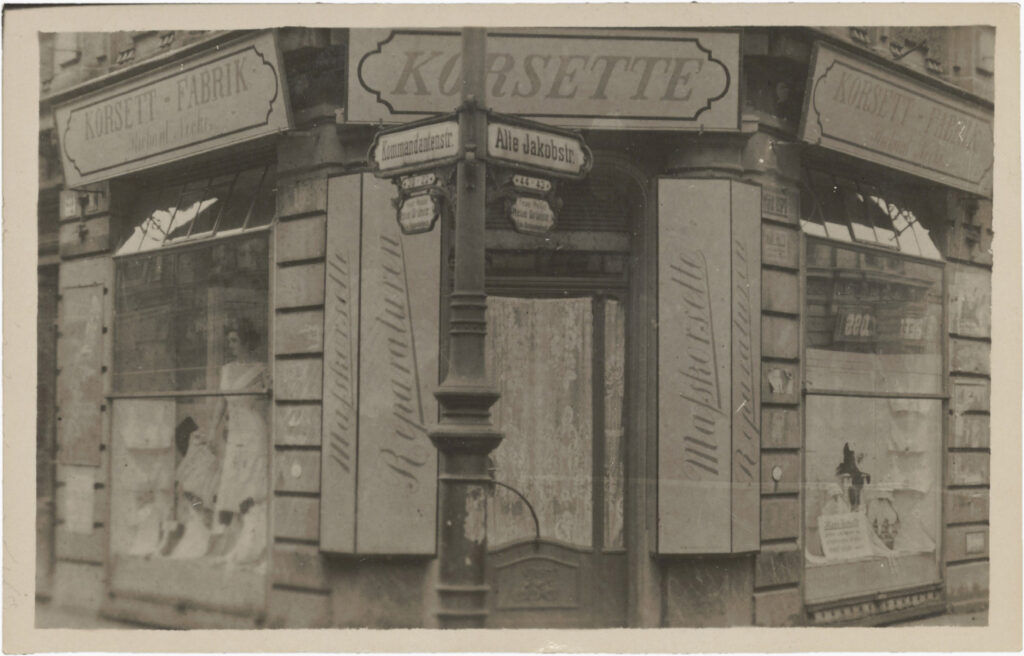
[55,32,290,187]
[349,29,740,130]
[801,42,993,196]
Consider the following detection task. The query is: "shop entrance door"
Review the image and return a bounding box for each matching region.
[484,295,627,628]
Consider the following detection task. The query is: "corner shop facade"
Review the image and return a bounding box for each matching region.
[37,26,993,628]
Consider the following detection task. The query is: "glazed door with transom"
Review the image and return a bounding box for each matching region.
[484,294,627,628]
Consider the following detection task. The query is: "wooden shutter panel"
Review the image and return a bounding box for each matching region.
[321,173,439,555]
[656,178,761,554]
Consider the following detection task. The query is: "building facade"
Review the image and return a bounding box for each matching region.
[37,26,994,629]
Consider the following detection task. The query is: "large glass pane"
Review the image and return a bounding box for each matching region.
[110,319,271,566]
[114,234,269,393]
[804,396,941,603]
[804,240,943,394]
[486,297,594,548]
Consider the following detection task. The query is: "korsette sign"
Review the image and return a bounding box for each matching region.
[349,29,740,130]
[54,32,290,187]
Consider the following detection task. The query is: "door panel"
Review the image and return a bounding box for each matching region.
[485,296,626,627]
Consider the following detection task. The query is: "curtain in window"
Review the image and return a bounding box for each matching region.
[486,297,594,548]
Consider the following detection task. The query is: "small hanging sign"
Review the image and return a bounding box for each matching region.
[393,171,446,235]
[508,196,556,236]
[397,193,439,235]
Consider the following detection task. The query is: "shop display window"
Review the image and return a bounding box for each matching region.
[800,170,945,604]
[108,168,272,610]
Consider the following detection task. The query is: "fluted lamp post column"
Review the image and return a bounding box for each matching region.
[428,27,503,629]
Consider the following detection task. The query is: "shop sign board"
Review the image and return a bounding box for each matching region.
[369,118,460,176]
[349,29,740,131]
[397,193,440,234]
[487,119,589,178]
[800,42,993,196]
[54,32,290,187]
[508,196,555,235]
[657,178,761,554]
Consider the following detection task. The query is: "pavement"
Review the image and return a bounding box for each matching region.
[36,598,987,630]
[35,600,152,629]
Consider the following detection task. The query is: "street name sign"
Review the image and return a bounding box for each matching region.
[487,120,589,178]
[369,116,460,176]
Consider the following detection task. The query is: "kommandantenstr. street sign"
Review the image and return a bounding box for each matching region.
[370,118,460,176]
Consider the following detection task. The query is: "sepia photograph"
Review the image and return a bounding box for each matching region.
[3,3,1020,652]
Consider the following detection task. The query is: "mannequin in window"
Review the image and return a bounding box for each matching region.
[208,317,270,563]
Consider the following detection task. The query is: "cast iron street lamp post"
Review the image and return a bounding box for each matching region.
[428,28,504,629]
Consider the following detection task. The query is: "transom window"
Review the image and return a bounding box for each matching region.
[800,169,942,260]
[116,163,274,255]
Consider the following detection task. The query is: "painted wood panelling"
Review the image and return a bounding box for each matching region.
[761,496,799,541]
[657,178,761,554]
[761,269,800,314]
[948,265,991,338]
[945,488,989,523]
[761,407,801,449]
[275,310,325,355]
[354,174,440,555]
[59,215,110,258]
[951,378,990,413]
[273,495,320,541]
[279,176,328,217]
[762,362,799,405]
[761,224,799,269]
[949,414,990,449]
[760,452,800,495]
[56,283,106,466]
[945,560,989,601]
[276,214,327,263]
[274,450,321,494]
[274,404,323,447]
[949,338,990,375]
[319,174,361,553]
[944,524,989,562]
[275,263,326,309]
[947,452,990,486]
[761,315,799,359]
[275,359,324,401]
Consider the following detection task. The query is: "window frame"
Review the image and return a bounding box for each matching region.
[104,166,275,621]
[800,217,949,610]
